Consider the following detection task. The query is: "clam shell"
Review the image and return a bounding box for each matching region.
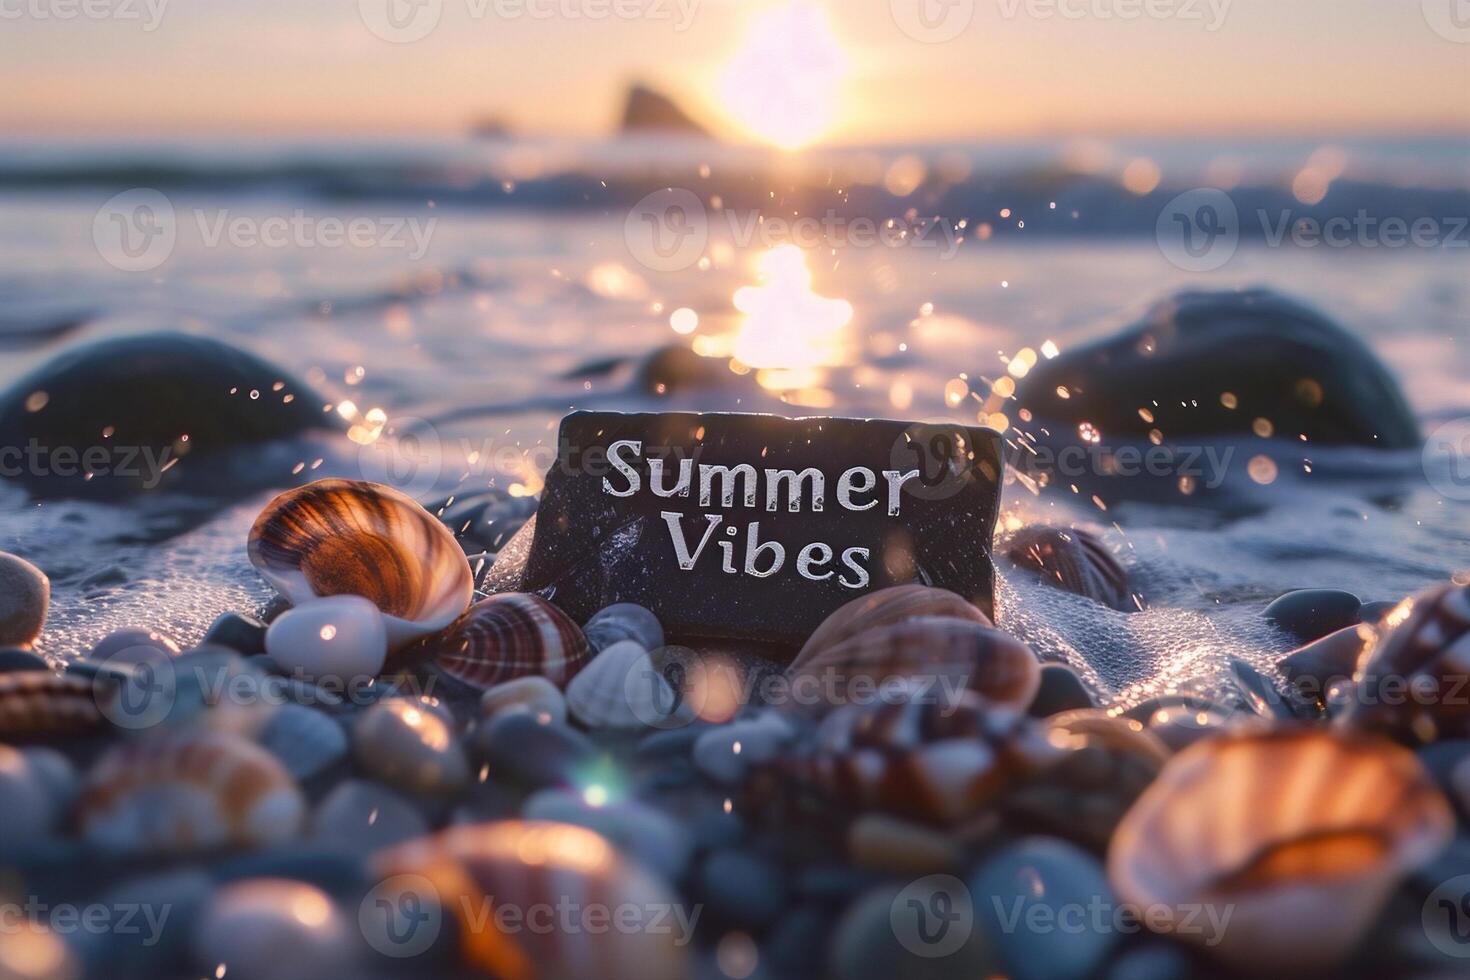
[248,480,473,651]
[0,671,107,739]
[792,585,991,670]
[79,730,307,854]
[1003,525,1133,612]
[786,617,1040,718]
[1339,583,1470,741]
[428,593,591,692]
[373,820,688,980]
[1108,728,1453,972]
[769,690,1062,827]
[565,640,680,731]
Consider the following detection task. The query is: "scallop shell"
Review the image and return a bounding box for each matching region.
[248,480,472,651]
[1338,583,1470,742]
[373,820,688,980]
[786,617,1040,718]
[565,640,680,731]
[765,689,1062,827]
[791,585,991,670]
[1003,525,1133,611]
[79,730,307,854]
[0,671,107,739]
[1108,728,1453,973]
[427,593,591,692]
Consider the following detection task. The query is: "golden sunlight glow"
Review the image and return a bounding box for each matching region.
[719,2,847,150]
[731,246,853,382]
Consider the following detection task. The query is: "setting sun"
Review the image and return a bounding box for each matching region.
[718,2,847,150]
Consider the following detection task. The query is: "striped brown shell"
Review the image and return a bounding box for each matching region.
[373,820,688,980]
[786,616,1040,718]
[428,593,591,692]
[1004,525,1134,611]
[78,730,306,854]
[248,479,472,651]
[791,584,992,670]
[771,690,1062,827]
[0,671,107,739]
[1338,583,1470,741]
[1109,728,1453,973]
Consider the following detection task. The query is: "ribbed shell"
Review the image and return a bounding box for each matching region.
[248,479,472,651]
[1004,525,1133,611]
[0,672,107,738]
[774,691,1062,827]
[792,585,992,670]
[1108,728,1453,973]
[786,617,1040,718]
[374,821,687,980]
[79,731,306,854]
[1339,583,1470,741]
[429,594,591,692]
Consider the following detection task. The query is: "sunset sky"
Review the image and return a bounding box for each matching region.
[3,0,1468,145]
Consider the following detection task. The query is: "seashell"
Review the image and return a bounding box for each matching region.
[1339,583,1470,742]
[480,674,567,725]
[372,820,689,980]
[0,551,48,648]
[566,640,681,732]
[248,479,473,651]
[1003,525,1134,611]
[79,730,306,855]
[765,689,1062,827]
[427,593,591,692]
[1002,710,1169,851]
[792,585,991,670]
[786,617,1040,718]
[264,595,388,684]
[194,879,353,980]
[0,671,108,739]
[352,698,470,797]
[1108,728,1454,973]
[582,603,664,654]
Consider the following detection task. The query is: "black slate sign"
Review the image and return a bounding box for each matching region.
[486,411,1004,650]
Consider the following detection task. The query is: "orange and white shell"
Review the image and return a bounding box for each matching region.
[427,593,591,692]
[1108,728,1453,973]
[373,820,688,980]
[0,671,107,739]
[248,479,472,651]
[79,730,306,854]
[786,616,1039,718]
[792,585,991,670]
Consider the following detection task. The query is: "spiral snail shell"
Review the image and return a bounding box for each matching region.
[248,479,473,651]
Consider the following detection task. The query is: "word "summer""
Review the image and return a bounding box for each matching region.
[601,440,921,590]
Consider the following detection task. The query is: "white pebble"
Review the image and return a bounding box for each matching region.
[265,595,387,684]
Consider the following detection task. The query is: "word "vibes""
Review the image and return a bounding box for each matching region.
[660,513,870,589]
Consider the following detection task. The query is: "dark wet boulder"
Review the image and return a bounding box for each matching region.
[0,332,341,498]
[1016,289,1419,450]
